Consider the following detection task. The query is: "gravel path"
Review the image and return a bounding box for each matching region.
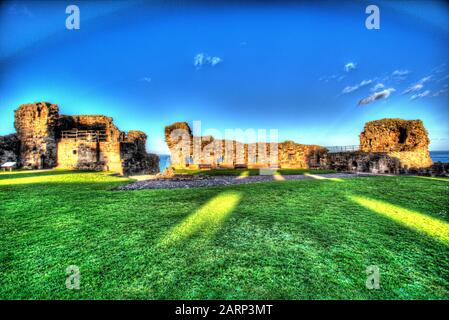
[117,172,383,190]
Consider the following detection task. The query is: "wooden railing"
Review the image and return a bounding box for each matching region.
[61,130,108,142]
[326,145,360,153]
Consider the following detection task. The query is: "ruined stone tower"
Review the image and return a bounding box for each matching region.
[6,102,159,175]
[360,118,432,169]
[14,102,59,169]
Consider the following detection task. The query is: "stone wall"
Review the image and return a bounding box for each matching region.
[322,152,401,174]
[57,139,106,171]
[360,118,432,169]
[5,102,159,175]
[278,141,326,169]
[56,115,123,173]
[0,134,20,164]
[164,122,327,169]
[14,102,59,169]
[120,131,159,175]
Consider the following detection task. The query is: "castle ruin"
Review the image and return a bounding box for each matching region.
[164,118,433,173]
[0,103,435,176]
[164,122,327,169]
[0,102,159,175]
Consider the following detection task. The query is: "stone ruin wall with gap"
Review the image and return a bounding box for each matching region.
[0,102,159,175]
[164,122,327,169]
[322,118,433,174]
[0,134,20,165]
[165,118,435,174]
[359,118,432,169]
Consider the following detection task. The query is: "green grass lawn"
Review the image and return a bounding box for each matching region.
[0,170,448,299]
[174,168,336,176]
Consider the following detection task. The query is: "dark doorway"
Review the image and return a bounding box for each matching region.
[399,127,407,144]
[40,155,45,169]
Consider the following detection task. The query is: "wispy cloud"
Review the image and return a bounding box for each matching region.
[431,63,446,74]
[418,75,432,84]
[410,90,431,100]
[437,74,449,82]
[358,88,396,106]
[432,85,449,97]
[403,83,423,94]
[8,3,33,17]
[140,77,152,83]
[341,79,372,94]
[370,83,384,92]
[194,53,223,69]
[402,76,432,94]
[344,62,357,72]
[391,69,410,81]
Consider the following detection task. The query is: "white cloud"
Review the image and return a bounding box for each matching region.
[194,53,205,68]
[431,63,446,74]
[341,79,372,94]
[433,87,449,97]
[403,83,423,94]
[402,76,432,94]
[391,70,410,81]
[208,56,222,66]
[410,90,430,100]
[194,53,223,69]
[418,75,432,84]
[8,3,33,17]
[370,83,384,92]
[141,77,152,83]
[358,88,396,106]
[344,62,357,72]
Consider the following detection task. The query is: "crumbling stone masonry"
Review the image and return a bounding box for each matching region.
[322,118,433,174]
[164,122,327,169]
[359,118,432,169]
[0,134,20,165]
[1,102,159,175]
[165,118,434,173]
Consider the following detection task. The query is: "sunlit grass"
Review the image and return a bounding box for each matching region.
[415,176,449,183]
[304,173,343,182]
[236,170,250,179]
[273,174,285,181]
[160,191,242,246]
[0,170,127,186]
[349,195,449,245]
[1,170,448,299]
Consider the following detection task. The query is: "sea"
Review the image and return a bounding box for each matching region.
[157,151,449,172]
[430,151,449,163]
[158,154,171,172]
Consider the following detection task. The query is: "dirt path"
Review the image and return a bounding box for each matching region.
[118,172,387,190]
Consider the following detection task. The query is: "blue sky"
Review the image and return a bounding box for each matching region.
[1,0,448,153]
